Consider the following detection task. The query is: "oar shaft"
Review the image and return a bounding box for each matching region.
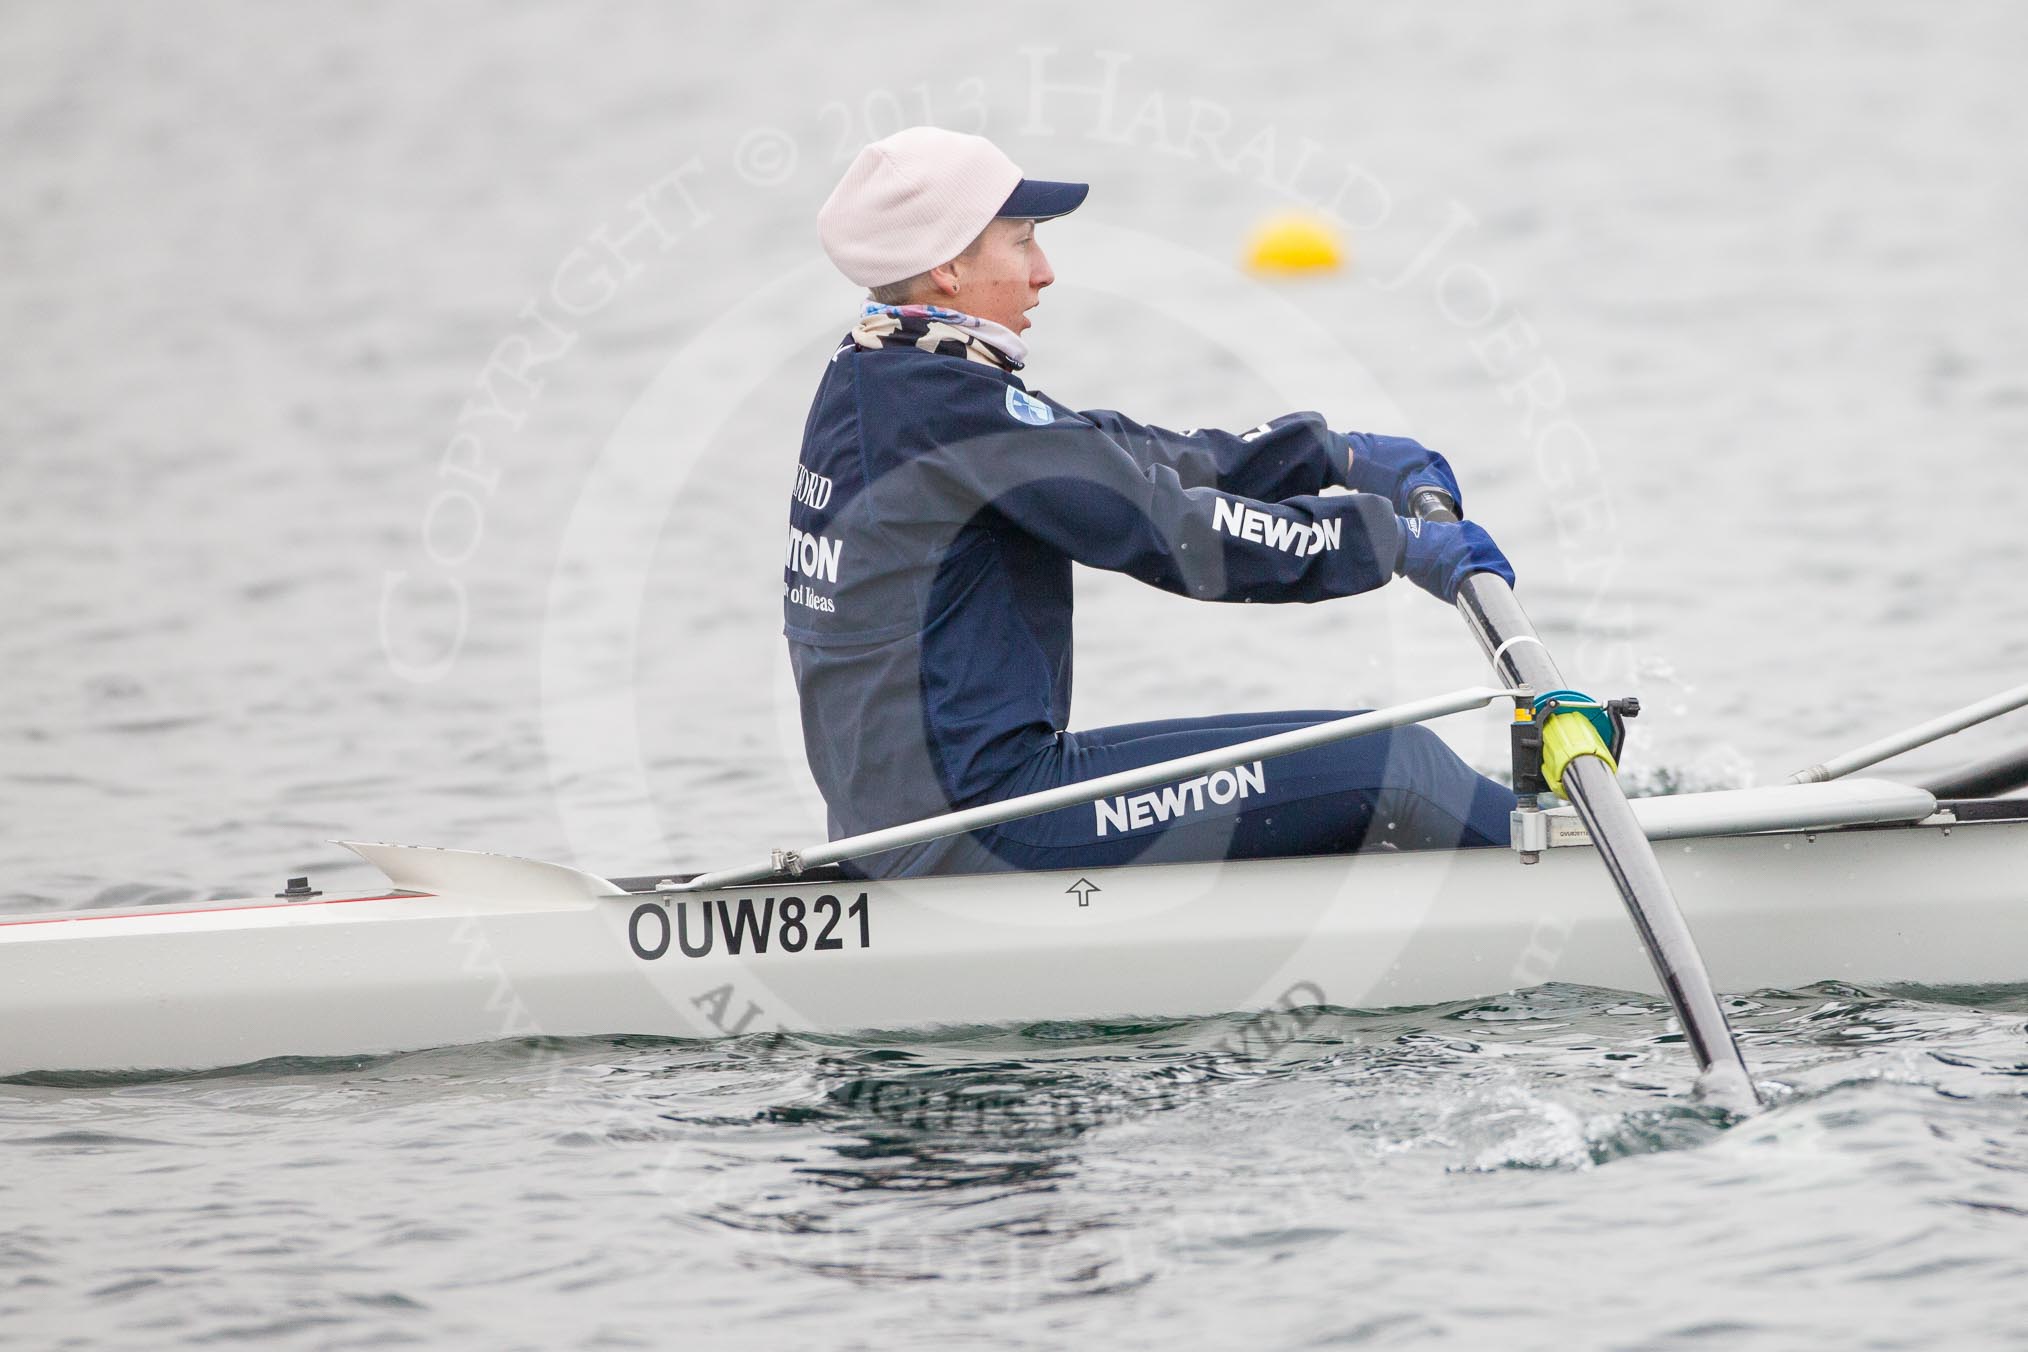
[1559,756,1751,1094]
[1456,572,1563,695]
[1789,681,2028,784]
[683,685,1513,892]
[1420,495,1759,1107]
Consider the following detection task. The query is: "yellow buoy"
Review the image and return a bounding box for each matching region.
[1244,212,1345,276]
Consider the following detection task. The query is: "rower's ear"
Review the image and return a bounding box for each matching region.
[926,259,964,298]
[928,221,995,299]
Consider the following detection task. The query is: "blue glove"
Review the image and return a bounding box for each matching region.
[1397,517,1515,603]
[1345,433,1463,517]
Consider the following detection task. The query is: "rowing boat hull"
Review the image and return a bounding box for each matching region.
[3,809,2024,1078]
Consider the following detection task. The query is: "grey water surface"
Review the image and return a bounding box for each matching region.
[4,2,2027,1348]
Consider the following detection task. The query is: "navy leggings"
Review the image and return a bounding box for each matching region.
[908,710,1514,875]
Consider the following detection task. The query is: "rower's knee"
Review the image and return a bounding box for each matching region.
[1384,722,1473,782]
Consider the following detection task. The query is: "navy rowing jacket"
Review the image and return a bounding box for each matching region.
[784,333,1406,873]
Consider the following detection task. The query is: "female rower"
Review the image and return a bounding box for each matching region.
[787,127,1517,877]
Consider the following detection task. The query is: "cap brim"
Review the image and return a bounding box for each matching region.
[996,178,1088,221]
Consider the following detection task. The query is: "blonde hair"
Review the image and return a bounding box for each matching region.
[867,274,927,305]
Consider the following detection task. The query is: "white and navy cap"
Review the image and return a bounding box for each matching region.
[818,126,1088,289]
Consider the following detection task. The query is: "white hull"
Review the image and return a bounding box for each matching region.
[3,799,2024,1079]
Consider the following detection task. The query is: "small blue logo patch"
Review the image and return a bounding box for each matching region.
[1004,386,1055,426]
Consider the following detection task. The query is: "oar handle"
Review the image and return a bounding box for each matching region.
[1410,487,1459,524]
[1411,485,1761,1109]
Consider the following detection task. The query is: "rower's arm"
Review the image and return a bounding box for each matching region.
[917,373,1405,604]
[1075,407,1354,502]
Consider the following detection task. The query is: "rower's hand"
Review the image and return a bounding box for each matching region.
[1397,517,1515,603]
[1346,433,1464,517]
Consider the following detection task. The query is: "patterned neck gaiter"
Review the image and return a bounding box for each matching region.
[851,302,1028,372]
